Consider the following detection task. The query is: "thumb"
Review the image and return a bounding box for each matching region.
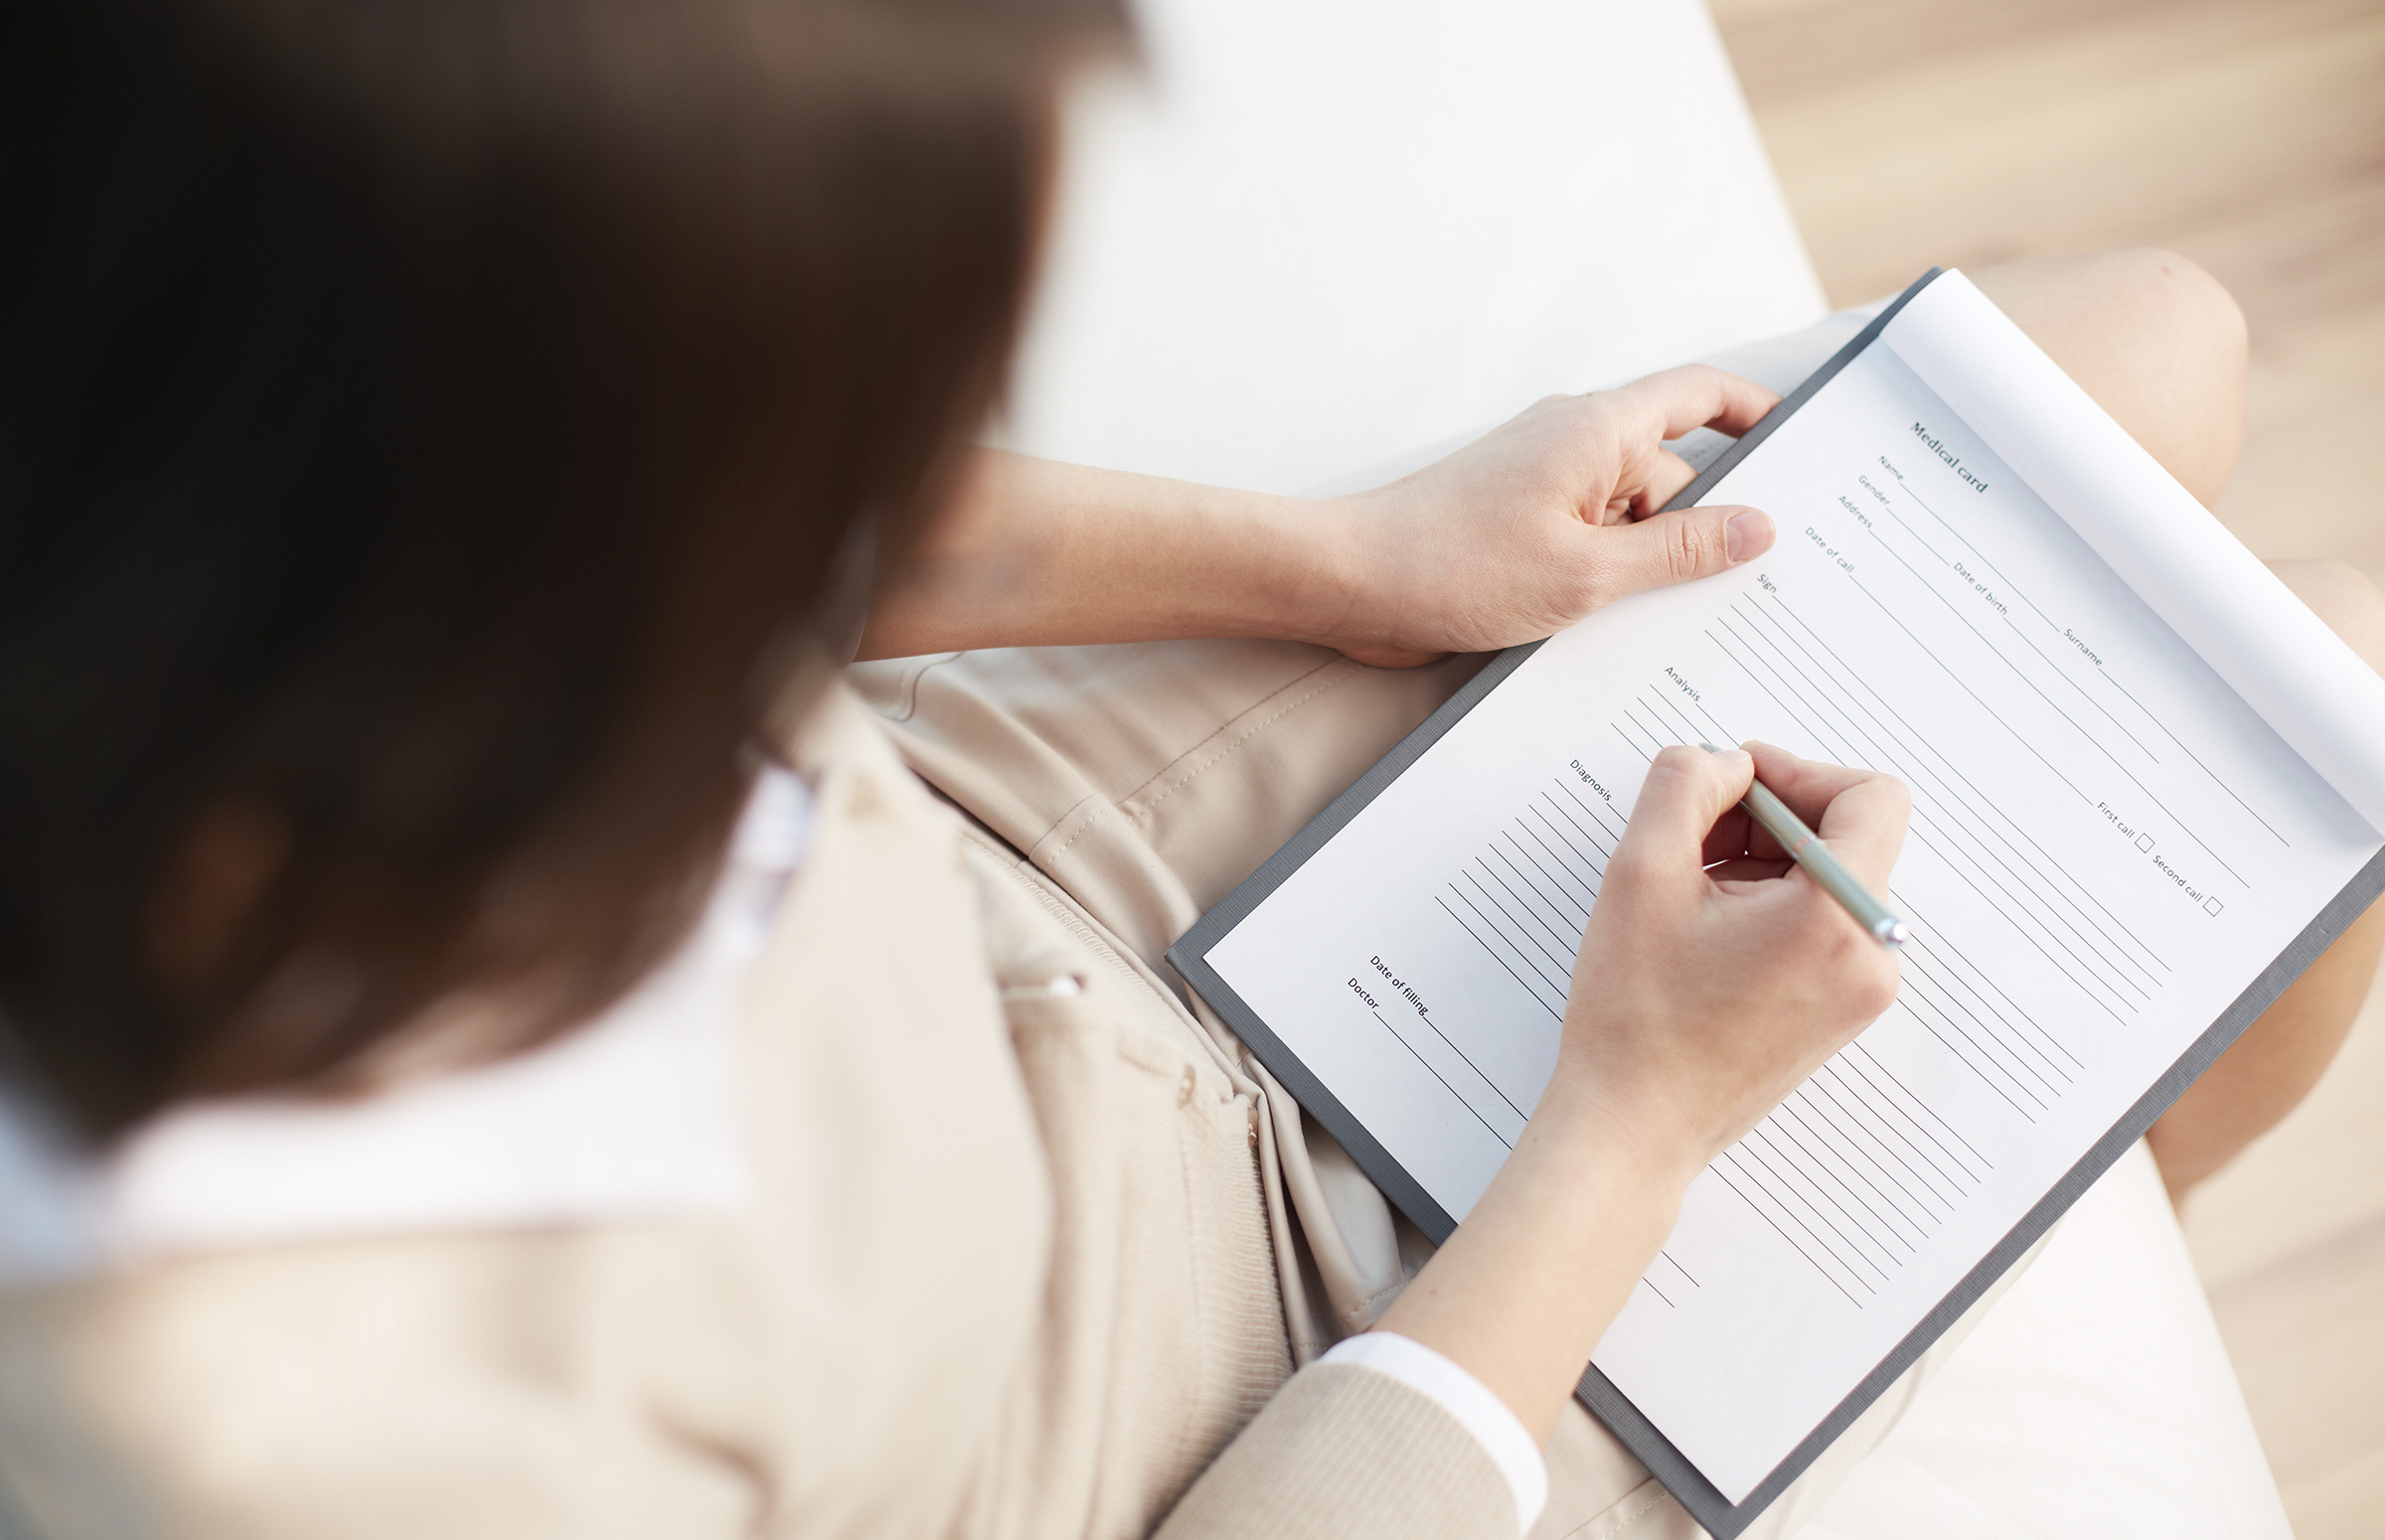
[1610,744,1753,888]
[1592,505,1775,602]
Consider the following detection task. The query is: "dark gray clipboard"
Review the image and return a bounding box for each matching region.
[1166,268,2385,1538]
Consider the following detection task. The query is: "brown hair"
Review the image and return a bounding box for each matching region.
[0,0,1123,1139]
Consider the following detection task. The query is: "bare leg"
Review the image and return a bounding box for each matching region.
[1966,248,2248,507]
[1968,249,2385,1199]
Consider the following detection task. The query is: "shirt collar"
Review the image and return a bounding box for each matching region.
[0,767,811,1286]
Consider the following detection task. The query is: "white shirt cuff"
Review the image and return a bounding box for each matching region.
[1319,1331,1549,1535]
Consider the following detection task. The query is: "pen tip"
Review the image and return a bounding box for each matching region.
[1875,918,1910,949]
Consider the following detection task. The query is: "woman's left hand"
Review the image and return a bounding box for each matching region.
[1299,365,1782,666]
[857,366,1782,664]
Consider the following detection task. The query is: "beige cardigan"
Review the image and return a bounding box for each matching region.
[0,684,1517,1538]
[0,666,2017,1537]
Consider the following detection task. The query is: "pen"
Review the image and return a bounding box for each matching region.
[1702,744,1909,949]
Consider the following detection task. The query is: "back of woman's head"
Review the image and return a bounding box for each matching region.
[0,0,1122,1140]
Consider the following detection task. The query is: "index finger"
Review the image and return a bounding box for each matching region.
[1742,740,1911,891]
[1611,364,1781,443]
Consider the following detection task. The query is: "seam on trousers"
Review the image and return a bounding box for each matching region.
[1558,1477,1672,1540]
[891,652,964,722]
[1346,1274,1410,1331]
[1048,794,1115,857]
[857,651,964,723]
[1127,662,1360,823]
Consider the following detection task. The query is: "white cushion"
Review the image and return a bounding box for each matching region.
[999,0,1827,496]
[1806,1142,2290,1538]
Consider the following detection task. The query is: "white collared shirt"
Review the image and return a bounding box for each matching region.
[0,767,813,1282]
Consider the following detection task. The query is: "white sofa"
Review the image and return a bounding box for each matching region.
[997,3,2293,1534]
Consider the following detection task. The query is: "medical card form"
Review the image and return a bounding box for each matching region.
[1168,270,2385,1538]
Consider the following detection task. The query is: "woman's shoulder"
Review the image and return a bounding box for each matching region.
[0,678,1295,1537]
[0,681,1055,1535]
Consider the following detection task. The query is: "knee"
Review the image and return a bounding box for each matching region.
[1973,247,2248,504]
[2268,558,2385,677]
[2073,247,2248,448]
[2105,246,2247,390]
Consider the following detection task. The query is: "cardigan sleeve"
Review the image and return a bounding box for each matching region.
[1316,1332,1548,1531]
[1154,1361,1521,1540]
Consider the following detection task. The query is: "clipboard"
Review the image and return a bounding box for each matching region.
[1168,270,2385,1536]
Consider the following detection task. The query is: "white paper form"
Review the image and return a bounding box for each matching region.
[1200,274,2385,1502]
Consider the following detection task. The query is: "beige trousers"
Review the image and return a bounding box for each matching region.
[849,305,2046,1539]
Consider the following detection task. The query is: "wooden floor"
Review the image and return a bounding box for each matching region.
[1704,0,2385,1532]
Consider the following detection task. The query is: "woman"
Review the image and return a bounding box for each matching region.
[0,0,2374,1535]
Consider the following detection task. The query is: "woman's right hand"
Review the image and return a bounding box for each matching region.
[1373,740,1907,1444]
[1551,740,1910,1184]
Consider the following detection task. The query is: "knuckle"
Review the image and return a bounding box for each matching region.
[1805,910,1901,1016]
[1853,958,1902,1019]
[1650,743,1705,777]
[1861,773,1913,837]
[1664,518,1719,582]
[1636,751,1712,813]
[1811,906,1873,971]
[1602,845,1652,887]
[1602,843,1666,897]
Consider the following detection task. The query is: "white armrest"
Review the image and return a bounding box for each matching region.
[999,0,1825,495]
[1804,1142,2291,1539]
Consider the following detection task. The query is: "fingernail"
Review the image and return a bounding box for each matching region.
[1725,510,1773,563]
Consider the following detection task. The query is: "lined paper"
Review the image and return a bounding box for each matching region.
[1199,273,2385,1501]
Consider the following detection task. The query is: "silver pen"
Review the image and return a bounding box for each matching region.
[1702,744,1908,949]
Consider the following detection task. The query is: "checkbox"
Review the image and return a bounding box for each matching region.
[2205,897,2224,916]
[2136,833,2155,851]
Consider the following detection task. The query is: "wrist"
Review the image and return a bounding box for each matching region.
[1375,1098,1687,1443]
[1532,1053,1718,1199]
[1222,489,1370,649]
[1065,471,1358,647]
